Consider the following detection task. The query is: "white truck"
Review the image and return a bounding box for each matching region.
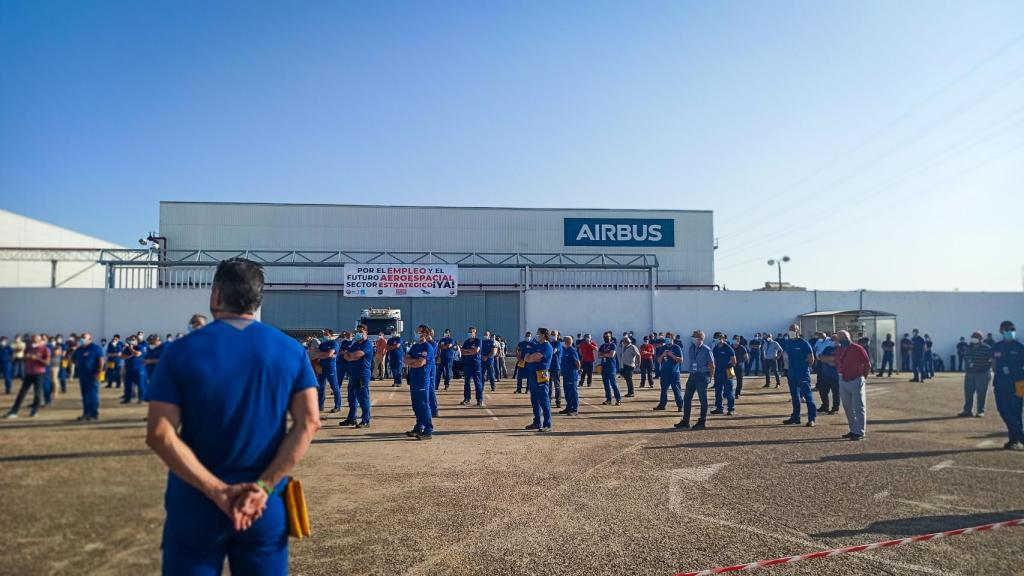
[359,308,403,341]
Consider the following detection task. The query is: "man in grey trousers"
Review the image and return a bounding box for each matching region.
[834,330,871,441]
[958,330,993,418]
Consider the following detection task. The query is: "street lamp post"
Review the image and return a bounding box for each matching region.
[767,256,791,291]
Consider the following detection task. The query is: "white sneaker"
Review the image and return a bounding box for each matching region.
[3,413,17,419]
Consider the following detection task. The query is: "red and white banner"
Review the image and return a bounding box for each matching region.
[343,264,458,298]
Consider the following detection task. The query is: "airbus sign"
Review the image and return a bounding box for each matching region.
[564,218,675,247]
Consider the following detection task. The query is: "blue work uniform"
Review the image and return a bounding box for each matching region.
[599,342,621,403]
[657,343,684,410]
[560,345,580,413]
[426,339,439,416]
[122,343,147,402]
[748,338,762,374]
[0,343,12,394]
[784,337,817,423]
[900,336,913,372]
[407,340,436,436]
[911,335,927,380]
[143,343,165,401]
[71,342,104,418]
[387,336,405,386]
[880,339,895,375]
[527,340,554,429]
[682,342,713,426]
[346,337,374,425]
[992,338,1024,443]
[106,340,124,388]
[338,339,355,415]
[436,336,455,389]
[149,319,317,575]
[461,336,483,403]
[481,337,497,391]
[712,341,736,413]
[317,338,342,411]
[549,339,563,403]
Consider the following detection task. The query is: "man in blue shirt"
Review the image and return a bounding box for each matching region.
[599,333,621,405]
[341,325,374,428]
[878,334,896,377]
[782,324,817,426]
[105,334,124,389]
[676,330,715,430]
[992,320,1024,450]
[654,332,684,412]
[748,333,763,376]
[710,332,737,416]
[70,332,104,421]
[426,329,439,417]
[816,337,841,414]
[0,336,12,395]
[436,329,455,390]
[386,330,404,387]
[548,330,563,409]
[336,331,353,420]
[558,335,581,416]
[523,328,554,432]
[121,335,147,404]
[481,331,497,392]
[460,327,484,406]
[146,258,320,575]
[404,324,436,440]
[142,334,165,401]
[900,333,913,374]
[910,329,927,382]
[315,329,342,413]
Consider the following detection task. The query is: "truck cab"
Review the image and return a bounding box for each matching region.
[359,308,403,341]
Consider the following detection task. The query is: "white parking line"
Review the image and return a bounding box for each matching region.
[931,459,1024,474]
[484,408,499,422]
[581,398,604,410]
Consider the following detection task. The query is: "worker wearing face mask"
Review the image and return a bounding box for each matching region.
[781,324,817,427]
[710,332,736,416]
[675,330,714,430]
[834,330,871,441]
[514,332,532,394]
[599,333,621,406]
[460,327,484,407]
[761,333,783,388]
[958,331,992,419]
[991,321,1024,450]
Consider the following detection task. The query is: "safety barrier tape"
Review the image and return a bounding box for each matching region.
[675,517,1024,576]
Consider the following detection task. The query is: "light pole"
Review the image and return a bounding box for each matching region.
[767,256,790,291]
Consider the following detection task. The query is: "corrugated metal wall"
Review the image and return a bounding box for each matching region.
[262,290,522,342]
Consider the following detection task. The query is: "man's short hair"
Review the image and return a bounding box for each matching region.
[213,258,264,314]
[355,324,368,332]
[1000,320,1016,331]
[537,327,549,338]
[469,326,477,332]
[692,330,705,338]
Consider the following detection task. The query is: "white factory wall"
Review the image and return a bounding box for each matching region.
[0,289,237,338]
[160,202,714,286]
[525,290,1024,358]
[0,209,121,288]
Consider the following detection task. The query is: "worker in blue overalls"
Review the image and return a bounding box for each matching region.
[404,324,436,440]
[316,329,341,413]
[782,323,817,427]
[992,320,1024,450]
[121,335,146,403]
[514,332,532,394]
[460,326,484,406]
[599,333,621,406]
[342,324,374,428]
[337,331,352,420]
[426,328,439,417]
[654,332,684,412]
[558,335,581,416]
[549,330,562,409]
[105,334,124,389]
[436,329,455,390]
[386,329,404,387]
[523,327,554,432]
[481,331,497,392]
[910,329,927,382]
[710,331,737,416]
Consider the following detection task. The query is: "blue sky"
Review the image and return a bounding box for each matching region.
[2,0,1022,291]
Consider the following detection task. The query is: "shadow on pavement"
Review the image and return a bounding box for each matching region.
[813,509,1024,538]
[647,437,840,450]
[0,448,152,463]
[789,448,999,465]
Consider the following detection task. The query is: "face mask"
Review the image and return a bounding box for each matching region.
[692,338,700,345]
[353,333,364,341]
[972,337,982,344]
[787,331,797,339]
[187,324,195,334]
[468,333,475,339]
[1004,330,1017,340]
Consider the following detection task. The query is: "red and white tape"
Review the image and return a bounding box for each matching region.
[674,517,1024,576]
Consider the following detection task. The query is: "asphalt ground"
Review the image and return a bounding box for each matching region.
[1,369,1022,576]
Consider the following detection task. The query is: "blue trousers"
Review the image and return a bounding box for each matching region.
[747,353,761,374]
[123,370,147,402]
[912,355,927,380]
[529,379,552,428]
[317,371,341,411]
[389,358,403,385]
[682,372,710,424]
[901,352,911,372]
[994,379,1024,442]
[602,369,621,402]
[427,367,438,416]
[79,375,99,418]
[42,370,53,404]
[482,359,496,390]
[163,480,288,576]
[437,359,453,388]
[464,368,483,402]
[880,351,894,374]
[515,365,527,392]
[409,378,433,434]
[925,354,934,377]
[658,371,683,409]
[59,367,67,393]
[107,363,122,387]
[549,368,562,401]
[562,369,579,412]
[346,372,371,424]
[1,362,11,393]
[713,374,735,412]
[787,375,817,422]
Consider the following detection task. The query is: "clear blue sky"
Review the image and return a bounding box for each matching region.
[2,0,1022,291]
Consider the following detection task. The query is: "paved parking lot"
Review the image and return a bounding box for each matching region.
[1,370,1021,575]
